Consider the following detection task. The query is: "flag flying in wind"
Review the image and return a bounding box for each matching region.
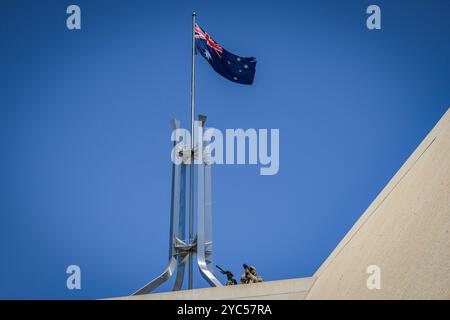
[195,24,257,85]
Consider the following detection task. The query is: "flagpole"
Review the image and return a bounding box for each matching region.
[188,11,196,290]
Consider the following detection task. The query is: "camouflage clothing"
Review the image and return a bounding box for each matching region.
[240,265,263,284]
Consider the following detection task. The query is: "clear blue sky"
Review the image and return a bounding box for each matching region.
[0,0,448,299]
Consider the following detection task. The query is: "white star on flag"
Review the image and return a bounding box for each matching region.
[204,49,212,60]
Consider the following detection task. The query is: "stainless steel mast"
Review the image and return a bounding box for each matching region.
[188,11,196,290]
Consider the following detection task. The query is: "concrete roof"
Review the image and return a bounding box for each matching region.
[307,108,450,299]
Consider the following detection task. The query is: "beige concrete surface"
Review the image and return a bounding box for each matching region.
[111,277,316,300]
[307,108,450,299]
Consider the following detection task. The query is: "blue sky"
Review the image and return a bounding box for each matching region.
[0,0,448,299]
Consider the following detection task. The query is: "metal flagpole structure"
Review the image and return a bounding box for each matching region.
[132,11,222,296]
[188,10,196,290]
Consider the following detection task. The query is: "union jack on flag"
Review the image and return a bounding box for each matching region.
[194,24,257,85]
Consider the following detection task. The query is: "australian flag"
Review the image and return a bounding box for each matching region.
[195,24,257,85]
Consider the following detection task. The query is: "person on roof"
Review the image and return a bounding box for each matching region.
[240,264,263,284]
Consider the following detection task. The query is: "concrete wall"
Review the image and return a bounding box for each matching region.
[112,277,316,300]
[307,108,450,299]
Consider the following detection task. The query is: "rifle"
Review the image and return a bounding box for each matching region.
[216,265,237,285]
